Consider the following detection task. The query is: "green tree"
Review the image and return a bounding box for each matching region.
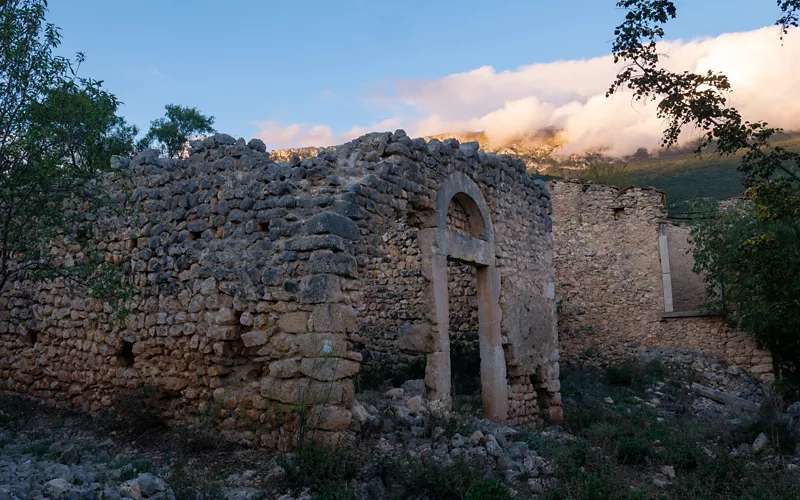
[0,0,136,304]
[138,104,216,158]
[579,153,632,187]
[607,1,800,365]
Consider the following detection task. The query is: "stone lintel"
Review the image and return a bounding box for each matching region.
[443,231,491,266]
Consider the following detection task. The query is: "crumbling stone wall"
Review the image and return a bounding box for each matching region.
[0,130,561,448]
[550,181,773,381]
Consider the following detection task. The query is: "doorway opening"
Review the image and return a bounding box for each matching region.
[448,258,481,414]
[426,172,508,422]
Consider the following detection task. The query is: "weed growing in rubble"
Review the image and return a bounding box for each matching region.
[529,365,800,500]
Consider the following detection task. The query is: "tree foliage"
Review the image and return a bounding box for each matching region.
[138,104,215,158]
[608,0,800,364]
[0,0,136,305]
[578,155,632,187]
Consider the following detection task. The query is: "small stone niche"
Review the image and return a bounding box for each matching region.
[119,341,135,367]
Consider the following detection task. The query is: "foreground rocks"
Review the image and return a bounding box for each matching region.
[0,391,558,499]
[347,383,558,495]
[0,430,173,500]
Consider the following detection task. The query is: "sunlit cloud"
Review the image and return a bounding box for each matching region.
[254,26,800,156]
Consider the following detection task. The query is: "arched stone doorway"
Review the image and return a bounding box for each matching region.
[423,172,508,422]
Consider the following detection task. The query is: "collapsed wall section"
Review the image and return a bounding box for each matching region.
[550,181,773,380]
[0,129,561,447]
[0,135,367,449]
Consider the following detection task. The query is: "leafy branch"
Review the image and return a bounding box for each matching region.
[608,0,800,185]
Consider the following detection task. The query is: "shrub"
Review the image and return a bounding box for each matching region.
[465,478,511,500]
[279,444,361,494]
[110,457,154,481]
[168,461,225,500]
[108,385,167,434]
[615,436,649,466]
[310,486,361,500]
[604,363,635,386]
[604,360,665,388]
[381,457,510,500]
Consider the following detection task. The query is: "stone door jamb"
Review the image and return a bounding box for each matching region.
[425,172,508,422]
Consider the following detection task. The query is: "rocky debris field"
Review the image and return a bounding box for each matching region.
[0,397,281,500]
[0,382,557,500]
[3,349,800,499]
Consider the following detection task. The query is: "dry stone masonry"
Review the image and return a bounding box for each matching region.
[0,130,561,448]
[550,180,773,381]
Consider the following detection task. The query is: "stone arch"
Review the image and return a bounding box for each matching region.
[424,172,508,422]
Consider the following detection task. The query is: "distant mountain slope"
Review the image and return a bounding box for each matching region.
[610,134,800,213]
[269,131,800,215]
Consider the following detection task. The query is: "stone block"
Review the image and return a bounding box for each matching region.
[260,377,346,404]
[397,323,432,353]
[299,275,342,304]
[268,358,301,378]
[295,333,348,357]
[207,325,240,341]
[300,357,360,381]
[214,307,238,325]
[278,312,309,333]
[310,304,357,333]
[315,405,352,431]
[285,235,346,253]
[304,212,360,241]
[241,330,268,347]
[750,363,773,374]
[309,252,358,278]
[161,377,188,392]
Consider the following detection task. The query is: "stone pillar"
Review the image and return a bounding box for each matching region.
[426,252,452,408]
[477,264,508,422]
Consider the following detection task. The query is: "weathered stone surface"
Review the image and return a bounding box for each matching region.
[268,358,301,378]
[315,405,352,431]
[162,377,189,392]
[310,304,357,333]
[207,325,240,340]
[396,323,432,353]
[300,357,360,381]
[260,377,346,404]
[299,275,342,304]
[278,312,309,333]
[295,333,349,357]
[247,138,267,152]
[241,330,269,347]
[284,235,347,253]
[309,252,358,278]
[551,181,772,380]
[304,212,360,241]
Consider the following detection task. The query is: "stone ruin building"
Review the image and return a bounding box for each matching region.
[549,180,774,381]
[0,128,778,449]
[0,131,562,449]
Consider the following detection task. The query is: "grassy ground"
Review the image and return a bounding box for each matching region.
[524,362,800,499]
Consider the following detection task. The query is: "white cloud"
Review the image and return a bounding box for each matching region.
[253,121,335,150]
[253,118,403,150]
[255,26,800,156]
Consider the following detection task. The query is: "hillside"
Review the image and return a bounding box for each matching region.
[575,133,800,213]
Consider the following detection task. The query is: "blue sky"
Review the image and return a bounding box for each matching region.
[48,1,789,150]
